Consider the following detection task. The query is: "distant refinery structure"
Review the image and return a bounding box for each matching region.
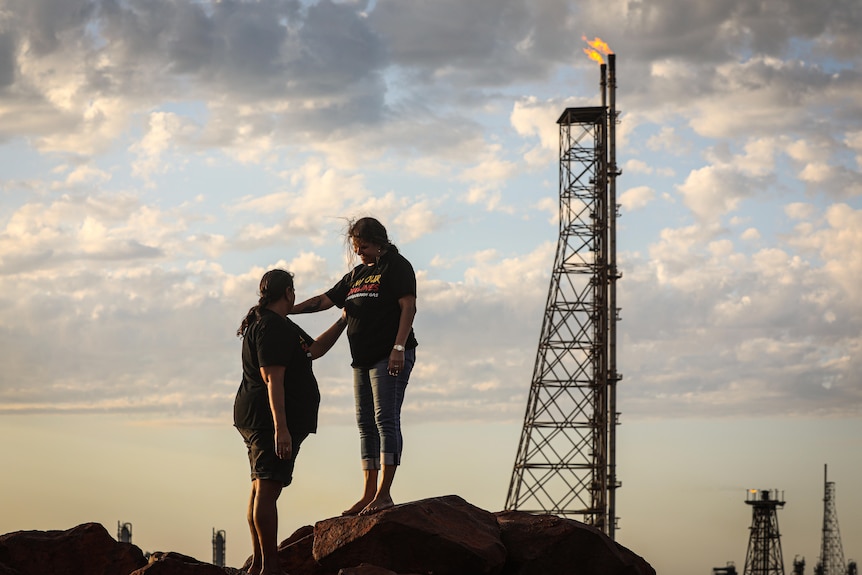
[213,529,226,568]
[117,521,133,544]
[814,466,855,575]
[114,522,227,568]
[743,489,786,575]
[714,466,856,575]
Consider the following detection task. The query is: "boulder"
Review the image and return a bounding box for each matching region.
[0,522,146,575]
[313,495,507,575]
[336,565,401,575]
[0,498,657,575]
[242,525,336,575]
[495,510,656,575]
[130,551,228,575]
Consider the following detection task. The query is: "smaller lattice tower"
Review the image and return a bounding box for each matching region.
[792,556,806,575]
[117,522,132,544]
[212,529,226,567]
[743,489,786,575]
[814,465,845,575]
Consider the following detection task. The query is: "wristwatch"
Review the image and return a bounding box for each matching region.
[393,344,405,352]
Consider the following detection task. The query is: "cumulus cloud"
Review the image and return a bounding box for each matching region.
[620,186,656,211]
[621,211,862,418]
[1,0,861,425]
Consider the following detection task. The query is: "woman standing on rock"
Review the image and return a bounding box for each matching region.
[291,216,418,516]
[235,269,346,575]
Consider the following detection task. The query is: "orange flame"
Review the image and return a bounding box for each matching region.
[582,35,613,65]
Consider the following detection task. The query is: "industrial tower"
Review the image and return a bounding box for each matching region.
[213,529,226,567]
[815,465,845,575]
[505,53,621,538]
[117,522,132,544]
[743,489,786,575]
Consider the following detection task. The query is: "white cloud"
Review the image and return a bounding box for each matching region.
[740,227,760,240]
[789,203,862,296]
[395,200,445,242]
[130,112,196,181]
[620,186,656,211]
[624,159,653,174]
[1,0,861,428]
[646,126,687,154]
[510,96,562,167]
[847,130,862,168]
[784,202,815,220]
[62,165,112,187]
[462,242,554,297]
[676,165,751,221]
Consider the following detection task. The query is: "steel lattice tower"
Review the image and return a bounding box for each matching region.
[505,54,621,537]
[815,465,846,575]
[743,489,786,575]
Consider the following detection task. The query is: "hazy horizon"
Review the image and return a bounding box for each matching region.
[1,0,860,573]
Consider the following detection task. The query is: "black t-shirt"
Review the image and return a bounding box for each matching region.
[233,309,320,435]
[326,250,418,368]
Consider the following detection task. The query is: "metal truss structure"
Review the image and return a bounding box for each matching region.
[505,55,621,538]
[815,465,846,575]
[743,489,787,575]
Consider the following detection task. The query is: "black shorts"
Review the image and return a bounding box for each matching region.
[237,427,309,487]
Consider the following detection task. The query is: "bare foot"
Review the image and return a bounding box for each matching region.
[342,497,373,516]
[359,497,394,516]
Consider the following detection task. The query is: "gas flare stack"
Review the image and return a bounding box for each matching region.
[505,40,622,539]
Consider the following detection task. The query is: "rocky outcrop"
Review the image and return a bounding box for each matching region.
[0,522,146,575]
[0,496,655,575]
[313,495,506,575]
[496,510,655,575]
[240,525,334,575]
[131,552,229,575]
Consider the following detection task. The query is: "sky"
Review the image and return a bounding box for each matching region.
[0,0,860,573]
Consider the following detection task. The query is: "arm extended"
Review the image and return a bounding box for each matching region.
[306,312,348,360]
[291,293,335,315]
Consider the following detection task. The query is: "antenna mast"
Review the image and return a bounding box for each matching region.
[815,465,846,575]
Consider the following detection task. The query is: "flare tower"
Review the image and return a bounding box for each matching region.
[505,53,621,538]
[743,489,786,575]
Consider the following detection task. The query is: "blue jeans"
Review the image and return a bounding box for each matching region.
[353,348,415,470]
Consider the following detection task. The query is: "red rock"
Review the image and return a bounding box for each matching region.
[494,510,656,575]
[130,551,228,575]
[240,525,337,575]
[0,500,658,575]
[0,522,146,575]
[336,564,400,575]
[313,495,506,575]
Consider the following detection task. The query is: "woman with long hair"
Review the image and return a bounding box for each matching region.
[291,217,418,516]
[234,269,346,575]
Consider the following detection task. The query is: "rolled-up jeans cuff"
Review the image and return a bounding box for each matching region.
[381,452,398,466]
[361,458,380,471]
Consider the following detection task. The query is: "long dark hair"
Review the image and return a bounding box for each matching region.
[348,216,398,254]
[237,269,294,337]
